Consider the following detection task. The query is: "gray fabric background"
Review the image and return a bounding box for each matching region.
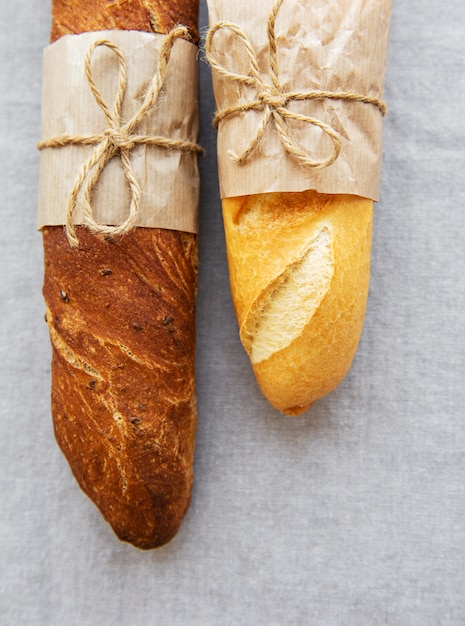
[1,1,464,624]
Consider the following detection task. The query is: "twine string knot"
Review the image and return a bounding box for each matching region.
[259,91,288,109]
[205,0,387,169]
[38,27,202,247]
[103,127,134,151]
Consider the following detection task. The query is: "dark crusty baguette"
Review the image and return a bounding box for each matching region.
[43,0,199,549]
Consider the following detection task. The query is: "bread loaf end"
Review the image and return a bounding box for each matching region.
[43,227,198,549]
[222,191,372,415]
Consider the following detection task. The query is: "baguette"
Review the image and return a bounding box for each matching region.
[207,0,389,415]
[42,0,199,549]
[222,191,372,415]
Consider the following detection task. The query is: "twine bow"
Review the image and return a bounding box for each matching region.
[205,0,387,169]
[38,27,202,247]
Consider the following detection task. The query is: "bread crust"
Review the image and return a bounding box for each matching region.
[44,0,199,548]
[222,191,372,415]
[51,0,199,43]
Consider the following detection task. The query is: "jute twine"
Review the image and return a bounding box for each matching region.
[205,0,387,169]
[38,27,202,247]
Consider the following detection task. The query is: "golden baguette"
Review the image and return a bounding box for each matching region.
[222,191,372,415]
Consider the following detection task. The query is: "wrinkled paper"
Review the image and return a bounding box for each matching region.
[38,31,199,232]
[207,0,391,200]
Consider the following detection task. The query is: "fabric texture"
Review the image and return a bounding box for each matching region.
[1,1,464,623]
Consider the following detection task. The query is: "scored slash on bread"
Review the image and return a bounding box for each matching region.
[243,226,334,365]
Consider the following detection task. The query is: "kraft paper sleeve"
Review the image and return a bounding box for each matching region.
[38,31,200,233]
[207,0,391,201]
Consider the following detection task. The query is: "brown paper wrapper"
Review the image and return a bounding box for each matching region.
[207,0,391,201]
[38,31,199,233]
